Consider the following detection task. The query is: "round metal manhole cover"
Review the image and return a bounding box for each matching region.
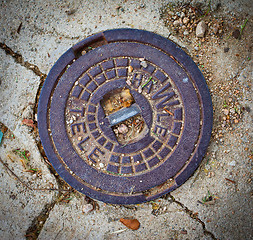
[38,29,213,204]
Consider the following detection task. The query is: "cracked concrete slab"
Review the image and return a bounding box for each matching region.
[0,0,252,239]
[0,50,41,131]
[0,50,58,239]
[172,137,252,239]
[0,159,56,240]
[0,0,171,74]
[38,198,211,240]
[170,36,253,239]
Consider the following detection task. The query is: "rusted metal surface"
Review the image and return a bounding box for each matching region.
[38,29,213,204]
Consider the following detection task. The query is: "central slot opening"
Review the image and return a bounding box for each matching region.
[101,88,134,116]
[101,88,147,145]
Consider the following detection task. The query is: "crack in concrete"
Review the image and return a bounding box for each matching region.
[0,42,48,113]
[167,194,218,240]
[0,42,47,80]
[0,41,58,181]
[25,199,59,240]
[0,42,73,239]
[54,224,64,240]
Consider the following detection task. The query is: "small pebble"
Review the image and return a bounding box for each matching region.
[196,20,207,38]
[118,124,128,134]
[183,17,189,24]
[232,29,240,39]
[65,9,76,15]
[173,20,181,27]
[140,61,148,68]
[224,47,230,53]
[229,161,236,166]
[230,108,235,114]
[223,109,229,115]
[82,204,94,214]
[183,30,189,36]
[213,27,219,34]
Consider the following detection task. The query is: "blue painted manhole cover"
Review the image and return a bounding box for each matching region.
[38,29,213,204]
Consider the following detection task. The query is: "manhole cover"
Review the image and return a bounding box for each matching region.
[38,29,213,204]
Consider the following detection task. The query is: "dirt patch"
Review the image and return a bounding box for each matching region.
[160,2,252,143]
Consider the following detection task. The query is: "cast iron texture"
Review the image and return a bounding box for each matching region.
[38,29,213,204]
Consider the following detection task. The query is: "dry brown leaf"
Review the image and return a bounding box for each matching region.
[119,218,140,230]
[22,119,36,130]
[122,100,132,108]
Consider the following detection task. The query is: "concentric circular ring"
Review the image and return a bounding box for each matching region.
[38,29,213,204]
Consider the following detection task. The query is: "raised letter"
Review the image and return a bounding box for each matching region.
[88,147,105,163]
[151,83,176,109]
[154,125,168,137]
[71,122,86,135]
